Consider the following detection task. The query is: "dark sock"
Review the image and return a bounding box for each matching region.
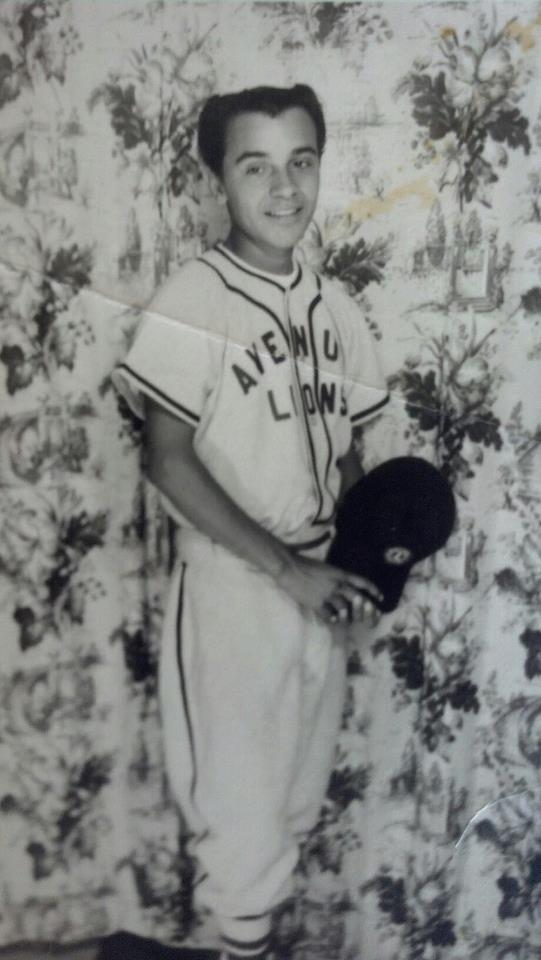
[97,931,217,959]
[223,953,268,960]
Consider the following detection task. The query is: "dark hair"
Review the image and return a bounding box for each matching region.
[197,84,326,177]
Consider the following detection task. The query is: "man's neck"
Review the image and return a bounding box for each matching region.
[223,234,294,276]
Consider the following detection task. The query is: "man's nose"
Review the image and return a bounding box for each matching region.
[269,166,297,194]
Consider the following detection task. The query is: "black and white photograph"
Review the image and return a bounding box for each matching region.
[0,2,540,959]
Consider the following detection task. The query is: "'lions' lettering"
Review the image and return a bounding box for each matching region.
[319,381,336,414]
[302,384,316,415]
[267,390,291,421]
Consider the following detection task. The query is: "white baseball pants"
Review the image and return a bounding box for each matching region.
[158,529,346,955]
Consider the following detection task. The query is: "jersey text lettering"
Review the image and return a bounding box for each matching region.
[268,390,291,421]
[319,381,336,414]
[261,331,286,364]
[289,384,299,415]
[245,344,265,375]
[232,363,258,395]
[323,330,338,362]
[303,384,316,415]
[292,325,308,359]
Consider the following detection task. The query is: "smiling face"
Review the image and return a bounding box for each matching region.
[219,106,321,274]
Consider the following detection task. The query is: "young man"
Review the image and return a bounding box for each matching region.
[113,85,389,960]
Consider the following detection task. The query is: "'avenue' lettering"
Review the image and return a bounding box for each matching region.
[323,330,338,361]
[238,329,287,385]
[292,325,308,359]
[261,331,286,364]
[232,363,258,395]
[245,344,264,375]
[235,326,342,394]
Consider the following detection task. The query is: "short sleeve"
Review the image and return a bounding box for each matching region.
[111,261,225,426]
[325,280,389,426]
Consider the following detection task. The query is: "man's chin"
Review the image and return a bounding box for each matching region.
[262,222,311,251]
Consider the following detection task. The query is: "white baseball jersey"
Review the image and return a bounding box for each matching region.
[112,242,390,951]
[113,242,389,551]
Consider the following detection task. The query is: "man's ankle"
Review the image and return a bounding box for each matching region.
[219,951,269,960]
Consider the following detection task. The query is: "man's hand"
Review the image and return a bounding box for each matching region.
[276,554,382,626]
[144,402,381,630]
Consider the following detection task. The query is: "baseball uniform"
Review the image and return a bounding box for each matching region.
[112,242,389,955]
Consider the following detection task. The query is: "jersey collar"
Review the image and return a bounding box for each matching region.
[215,242,302,291]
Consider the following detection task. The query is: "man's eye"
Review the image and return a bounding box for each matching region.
[246,164,265,175]
[294,158,314,168]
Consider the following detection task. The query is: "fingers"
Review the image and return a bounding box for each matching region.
[335,569,383,605]
[333,579,380,620]
[322,600,340,624]
[323,586,380,626]
[332,584,366,623]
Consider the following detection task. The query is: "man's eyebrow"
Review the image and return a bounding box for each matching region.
[235,151,268,165]
[234,146,318,165]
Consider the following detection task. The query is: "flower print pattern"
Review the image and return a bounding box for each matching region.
[0,0,81,107]
[0,2,540,958]
[374,606,481,755]
[396,9,532,208]
[390,318,504,489]
[258,2,393,59]
[0,214,94,395]
[520,629,541,680]
[88,21,217,281]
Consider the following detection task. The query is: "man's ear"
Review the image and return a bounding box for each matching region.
[202,165,226,203]
[215,178,227,205]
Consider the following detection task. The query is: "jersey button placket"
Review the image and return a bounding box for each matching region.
[284,286,321,513]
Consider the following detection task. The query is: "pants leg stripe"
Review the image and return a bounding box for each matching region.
[176,561,197,801]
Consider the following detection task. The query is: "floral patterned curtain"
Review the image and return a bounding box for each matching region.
[1,2,540,958]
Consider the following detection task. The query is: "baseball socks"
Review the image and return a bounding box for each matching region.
[218,930,271,959]
[218,953,269,960]
[216,915,272,960]
[218,935,270,959]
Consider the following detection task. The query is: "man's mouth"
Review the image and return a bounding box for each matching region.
[266,207,303,218]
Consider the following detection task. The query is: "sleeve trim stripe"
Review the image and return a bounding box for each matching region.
[350,392,390,424]
[117,363,201,425]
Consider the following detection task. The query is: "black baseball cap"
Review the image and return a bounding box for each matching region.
[327,456,456,612]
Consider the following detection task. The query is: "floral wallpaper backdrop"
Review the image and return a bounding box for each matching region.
[1,1,540,957]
